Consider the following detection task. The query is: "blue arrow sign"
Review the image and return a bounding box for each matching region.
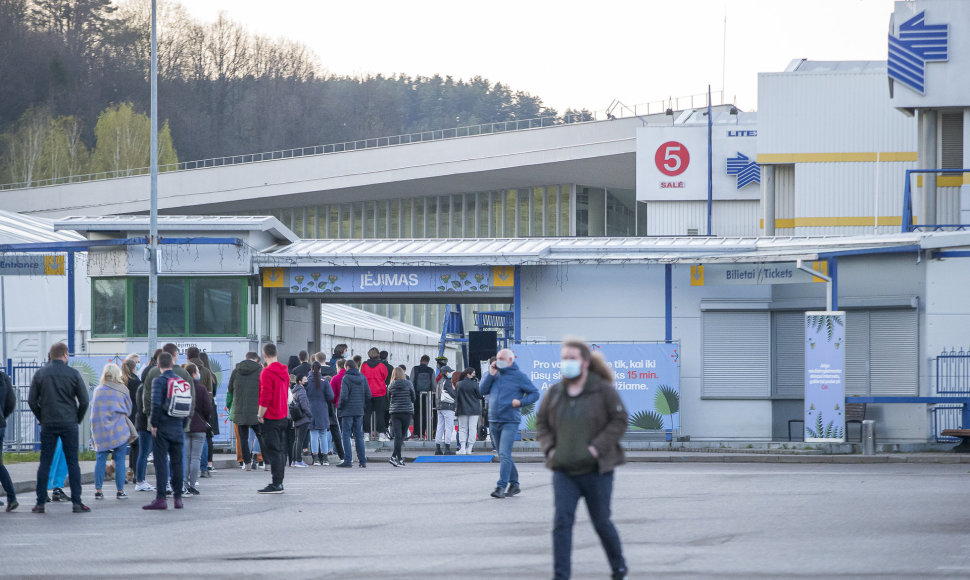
[888,10,948,95]
[726,152,760,189]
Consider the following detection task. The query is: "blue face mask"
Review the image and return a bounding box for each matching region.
[495,360,511,370]
[560,359,582,379]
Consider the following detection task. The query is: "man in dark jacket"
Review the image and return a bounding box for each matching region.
[28,342,90,514]
[0,370,18,511]
[143,352,186,510]
[536,339,628,580]
[142,343,195,431]
[479,348,539,499]
[228,352,263,470]
[409,355,435,440]
[291,351,312,384]
[335,360,371,468]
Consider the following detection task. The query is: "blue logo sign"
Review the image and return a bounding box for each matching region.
[888,11,948,95]
[726,152,760,189]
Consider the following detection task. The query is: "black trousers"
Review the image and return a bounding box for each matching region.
[237,424,262,464]
[414,392,431,438]
[292,423,309,464]
[35,423,83,505]
[260,419,288,486]
[390,412,411,459]
[152,425,184,500]
[371,396,388,434]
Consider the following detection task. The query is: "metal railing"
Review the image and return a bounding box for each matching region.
[0,91,725,191]
[901,168,970,233]
[937,348,970,395]
[932,404,964,442]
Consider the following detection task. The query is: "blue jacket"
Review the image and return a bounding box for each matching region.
[479,362,539,424]
[337,369,371,417]
[306,373,335,430]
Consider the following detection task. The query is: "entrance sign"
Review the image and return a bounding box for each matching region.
[0,254,65,276]
[285,266,494,294]
[262,267,286,288]
[690,261,828,286]
[804,312,845,443]
[513,343,680,432]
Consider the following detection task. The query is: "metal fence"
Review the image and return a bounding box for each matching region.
[932,348,970,441]
[4,360,44,451]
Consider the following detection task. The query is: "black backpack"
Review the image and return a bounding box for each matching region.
[415,369,433,392]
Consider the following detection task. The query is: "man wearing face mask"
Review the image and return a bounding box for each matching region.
[535,338,628,580]
[479,348,539,499]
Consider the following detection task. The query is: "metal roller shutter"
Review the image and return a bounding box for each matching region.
[940,112,964,170]
[772,311,804,398]
[869,309,918,395]
[703,311,770,398]
[844,311,870,396]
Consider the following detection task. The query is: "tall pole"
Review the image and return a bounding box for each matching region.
[707,84,713,236]
[148,0,159,355]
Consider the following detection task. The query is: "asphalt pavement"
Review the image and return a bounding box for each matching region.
[2,459,969,578]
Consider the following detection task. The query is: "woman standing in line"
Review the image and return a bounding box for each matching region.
[184,363,212,495]
[305,362,335,466]
[386,367,414,467]
[91,363,133,500]
[121,359,141,484]
[434,368,458,455]
[455,367,482,455]
[289,373,313,468]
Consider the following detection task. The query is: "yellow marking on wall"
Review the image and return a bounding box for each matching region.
[761,216,910,229]
[44,255,65,275]
[262,268,286,288]
[690,265,704,286]
[810,260,828,283]
[916,175,966,187]
[757,151,917,164]
[492,266,515,287]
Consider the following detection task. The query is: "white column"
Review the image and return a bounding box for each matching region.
[762,165,776,236]
[962,108,970,225]
[919,109,938,226]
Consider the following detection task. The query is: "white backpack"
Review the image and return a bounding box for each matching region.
[166,376,193,418]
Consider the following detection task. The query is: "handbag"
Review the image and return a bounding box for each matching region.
[289,400,304,421]
[439,388,455,405]
[125,416,139,444]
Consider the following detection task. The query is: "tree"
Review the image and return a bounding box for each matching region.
[39,113,88,180]
[0,106,50,185]
[89,102,177,175]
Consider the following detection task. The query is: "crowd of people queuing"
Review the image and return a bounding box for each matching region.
[3,337,629,578]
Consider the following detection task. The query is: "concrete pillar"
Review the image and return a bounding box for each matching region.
[919,109,938,226]
[962,108,970,225]
[762,165,776,236]
[311,299,321,355]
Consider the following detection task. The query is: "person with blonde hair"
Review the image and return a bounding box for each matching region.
[91,363,134,500]
[536,338,628,580]
[386,366,415,467]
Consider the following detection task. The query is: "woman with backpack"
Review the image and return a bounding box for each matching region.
[387,367,415,467]
[305,362,335,466]
[91,363,134,500]
[289,374,313,468]
[434,368,458,455]
[455,367,483,455]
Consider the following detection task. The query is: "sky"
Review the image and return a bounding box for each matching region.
[178,0,896,116]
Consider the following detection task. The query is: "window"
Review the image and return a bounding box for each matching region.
[189,278,245,335]
[92,279,125,336]
[97,277,247,338]
[606,189,637,237]
[702,311,771,398]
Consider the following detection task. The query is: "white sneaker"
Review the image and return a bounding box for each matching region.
[363,433,370,442]
[135,482,155,492]
[378,433,388,442]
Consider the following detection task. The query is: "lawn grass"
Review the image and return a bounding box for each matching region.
[3,450,96,464]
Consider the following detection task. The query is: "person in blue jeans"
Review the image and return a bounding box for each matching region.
[335,360,370,468]
[479,348,539,499]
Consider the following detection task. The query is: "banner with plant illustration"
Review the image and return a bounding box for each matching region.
[804,312,845,442]
[512,343,680,432]
[70,352,233,444]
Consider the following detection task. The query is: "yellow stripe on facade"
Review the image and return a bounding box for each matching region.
[760,216,908,229]
[757,151,917,164]
[916,174,967,187]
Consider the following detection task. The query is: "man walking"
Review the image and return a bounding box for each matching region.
[29,343,90,513]
[479,348,539,499]
[0,368,18,511]
[143,352,187,510]
[228,352,263,470]
[256,343,289,494]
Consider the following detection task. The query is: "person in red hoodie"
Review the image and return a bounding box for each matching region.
[256,343,289,494]
[360,347,389,441]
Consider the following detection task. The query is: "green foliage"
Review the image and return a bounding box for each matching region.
[90,103,178,174]
[654,384,679,416]
[525,413,538,431]
[629,410,665,430]
[805,411,845,440]
[806,314,844,343]
[71,362,97,388]
[518,403,535,418]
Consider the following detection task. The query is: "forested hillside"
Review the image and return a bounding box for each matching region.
[0,0,589,186]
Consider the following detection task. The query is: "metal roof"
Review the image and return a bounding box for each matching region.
[784,59,886,74]
[0,209,85,244]
[53,215,298,244]
[320,303,441,342]
[257,234,927,267]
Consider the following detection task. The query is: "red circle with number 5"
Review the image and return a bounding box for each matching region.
[655,141,689,176]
